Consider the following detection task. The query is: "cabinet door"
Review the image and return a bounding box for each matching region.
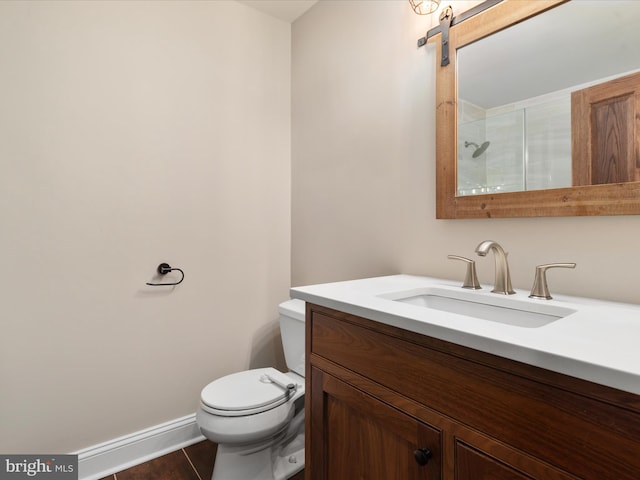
[572,70,640,185]
[309,368,441,480]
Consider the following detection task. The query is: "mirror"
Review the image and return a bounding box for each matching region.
[433,0,640,218]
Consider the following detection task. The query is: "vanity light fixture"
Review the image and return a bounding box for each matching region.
[409,0,440,15]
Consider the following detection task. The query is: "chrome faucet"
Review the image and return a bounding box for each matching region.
[475,240,515,295]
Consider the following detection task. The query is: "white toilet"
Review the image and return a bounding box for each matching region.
[196,299,306,480]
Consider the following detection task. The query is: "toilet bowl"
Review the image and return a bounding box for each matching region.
[196,299,306,480]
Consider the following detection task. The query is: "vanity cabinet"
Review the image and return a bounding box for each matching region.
[305,303,640,480]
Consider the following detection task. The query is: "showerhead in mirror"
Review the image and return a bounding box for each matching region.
[464,141,490,158]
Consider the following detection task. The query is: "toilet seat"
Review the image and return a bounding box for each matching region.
[201,368,299,417]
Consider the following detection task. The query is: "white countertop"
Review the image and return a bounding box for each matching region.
[291,274,640,395]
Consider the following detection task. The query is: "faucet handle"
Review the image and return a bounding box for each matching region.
[529,263,576,300]
[448,255,481,290]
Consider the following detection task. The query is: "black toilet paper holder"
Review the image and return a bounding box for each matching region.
[146,263,185,286]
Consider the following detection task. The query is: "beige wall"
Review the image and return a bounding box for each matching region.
[292,0,640,305]
[0,1,291,453]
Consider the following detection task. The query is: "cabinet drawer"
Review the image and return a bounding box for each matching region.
[308,304,640,480]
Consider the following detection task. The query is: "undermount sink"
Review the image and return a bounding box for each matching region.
[382,287,576,328]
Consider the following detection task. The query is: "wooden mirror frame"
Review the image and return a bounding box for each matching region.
[434,0,640,219]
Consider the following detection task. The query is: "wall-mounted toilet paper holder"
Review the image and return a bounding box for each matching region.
[146,263,185,286]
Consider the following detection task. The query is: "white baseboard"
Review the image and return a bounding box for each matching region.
[74,413,206,480]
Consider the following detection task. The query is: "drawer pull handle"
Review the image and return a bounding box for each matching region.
[414,448,432,466]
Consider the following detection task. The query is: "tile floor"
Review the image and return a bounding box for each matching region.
[97,440,304,480]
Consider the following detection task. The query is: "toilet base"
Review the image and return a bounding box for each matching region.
[211,408,305,480]
[212,444,273,480]
[212,438,303,480]
[272,431,304,480]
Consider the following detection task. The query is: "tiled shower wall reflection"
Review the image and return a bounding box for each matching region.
[457,92,571,196]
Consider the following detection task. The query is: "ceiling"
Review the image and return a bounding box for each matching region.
[237,0,319,23]
[458,1,640,110]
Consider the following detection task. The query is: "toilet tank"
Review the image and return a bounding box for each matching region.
[279,299,306,377]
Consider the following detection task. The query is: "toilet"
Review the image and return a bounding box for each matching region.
[196,299,306,480]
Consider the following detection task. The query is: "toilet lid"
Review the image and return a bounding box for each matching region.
[201,367,296,414]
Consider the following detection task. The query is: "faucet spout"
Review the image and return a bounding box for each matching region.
[475,240,516,295]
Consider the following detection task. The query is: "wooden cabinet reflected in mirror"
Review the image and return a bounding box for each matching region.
[572,70,640,186]
[433,0,640,219]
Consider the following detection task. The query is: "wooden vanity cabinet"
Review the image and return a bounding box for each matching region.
[305,303,640,480]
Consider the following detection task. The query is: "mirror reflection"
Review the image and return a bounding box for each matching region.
[456,0,640,197]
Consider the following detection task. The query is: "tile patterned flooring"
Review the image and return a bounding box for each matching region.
[98,441,217,480]
[98,440,304,480]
